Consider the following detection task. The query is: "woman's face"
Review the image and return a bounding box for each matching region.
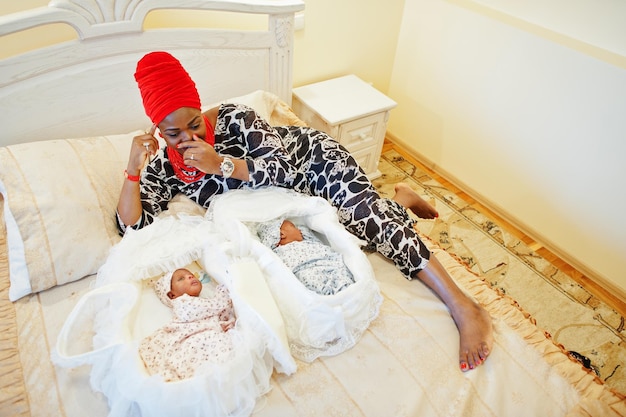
[168,268,202,299]
[158,107,206,153]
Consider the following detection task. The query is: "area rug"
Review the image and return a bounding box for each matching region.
[373,148,626,395]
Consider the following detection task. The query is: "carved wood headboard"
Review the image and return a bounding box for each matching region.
[0,0,305,145]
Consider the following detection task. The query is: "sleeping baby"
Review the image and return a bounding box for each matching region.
[138,268,236,382]
[257,218,355,295]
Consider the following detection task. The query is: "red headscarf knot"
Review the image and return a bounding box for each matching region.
[134,51,201,125]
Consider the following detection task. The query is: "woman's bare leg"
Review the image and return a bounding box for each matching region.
[416,254,493,371]
[393,183,438,219]
[392,183,490,369]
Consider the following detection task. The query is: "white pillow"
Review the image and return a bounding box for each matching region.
[0,132,138,301]
[204,89,278,121]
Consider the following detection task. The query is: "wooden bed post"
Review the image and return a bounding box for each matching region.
[269,13,296,105]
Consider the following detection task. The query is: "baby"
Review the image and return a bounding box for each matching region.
[257,218,355,295]
[139,268,236,381]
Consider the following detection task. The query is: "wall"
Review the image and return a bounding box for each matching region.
[387,0,626,295]
[147,0,406,91]
[289,0,404,91]
[0,0,405,95]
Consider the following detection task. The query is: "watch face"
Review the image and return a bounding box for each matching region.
[221,157,235,178]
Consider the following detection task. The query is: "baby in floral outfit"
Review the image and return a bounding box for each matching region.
[257,218,355,295]
[139,268,236,382]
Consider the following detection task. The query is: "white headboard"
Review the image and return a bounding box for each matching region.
[0,0,305,145]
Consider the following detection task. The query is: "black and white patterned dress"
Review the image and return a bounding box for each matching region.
[117,104,431,278]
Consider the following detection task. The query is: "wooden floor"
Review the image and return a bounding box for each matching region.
[383,139,626,319]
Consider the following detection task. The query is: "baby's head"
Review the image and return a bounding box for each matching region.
[154,268,202,307]
[258,218,303,248]
[278,220,303,246]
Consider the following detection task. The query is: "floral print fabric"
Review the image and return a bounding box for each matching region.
[138,285,236,382]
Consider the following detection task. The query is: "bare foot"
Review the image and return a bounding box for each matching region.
[392,182,439,219]
[416,254,493,372]
[451,299,493,371]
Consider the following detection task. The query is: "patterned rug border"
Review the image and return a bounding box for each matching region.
[378,150,623,330]
[375,149,626,394]
[423,228,617,395]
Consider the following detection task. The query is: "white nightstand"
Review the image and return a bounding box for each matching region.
[292,75,397,179]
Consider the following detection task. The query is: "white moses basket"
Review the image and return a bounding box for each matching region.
[207,187,383,362]
[54,215,296,417]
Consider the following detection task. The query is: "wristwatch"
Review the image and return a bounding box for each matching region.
[219,156,235,179]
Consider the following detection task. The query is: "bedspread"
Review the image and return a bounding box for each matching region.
[2,192,625,416]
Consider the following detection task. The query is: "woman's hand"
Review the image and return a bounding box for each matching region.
[118,125,158,227]
[178,135,223,175]
[127,125,158,175]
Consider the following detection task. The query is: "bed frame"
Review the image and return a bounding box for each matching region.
[2,1,626,416]
[0,0,303,145]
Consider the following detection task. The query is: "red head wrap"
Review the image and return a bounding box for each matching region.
[134,51,201,125]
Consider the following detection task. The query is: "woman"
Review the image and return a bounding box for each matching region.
[118,51,492,372]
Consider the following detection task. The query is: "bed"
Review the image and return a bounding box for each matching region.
[1,1,625,416]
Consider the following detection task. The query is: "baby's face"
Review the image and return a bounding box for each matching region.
[278,220,303,246]
[169,268,202,299]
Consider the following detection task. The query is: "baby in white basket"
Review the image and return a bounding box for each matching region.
[139,268,236,382]
[257,218,355,295]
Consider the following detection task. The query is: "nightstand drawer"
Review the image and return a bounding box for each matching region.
[350,146,379,175]
[337,113,384,153]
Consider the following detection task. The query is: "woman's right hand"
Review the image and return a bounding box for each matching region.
[127,124,158,175]
[118,125,157,227]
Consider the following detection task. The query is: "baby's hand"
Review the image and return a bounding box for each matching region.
[220,316,236,331]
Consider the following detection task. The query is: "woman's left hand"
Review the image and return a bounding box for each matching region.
[178,135,222,174]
